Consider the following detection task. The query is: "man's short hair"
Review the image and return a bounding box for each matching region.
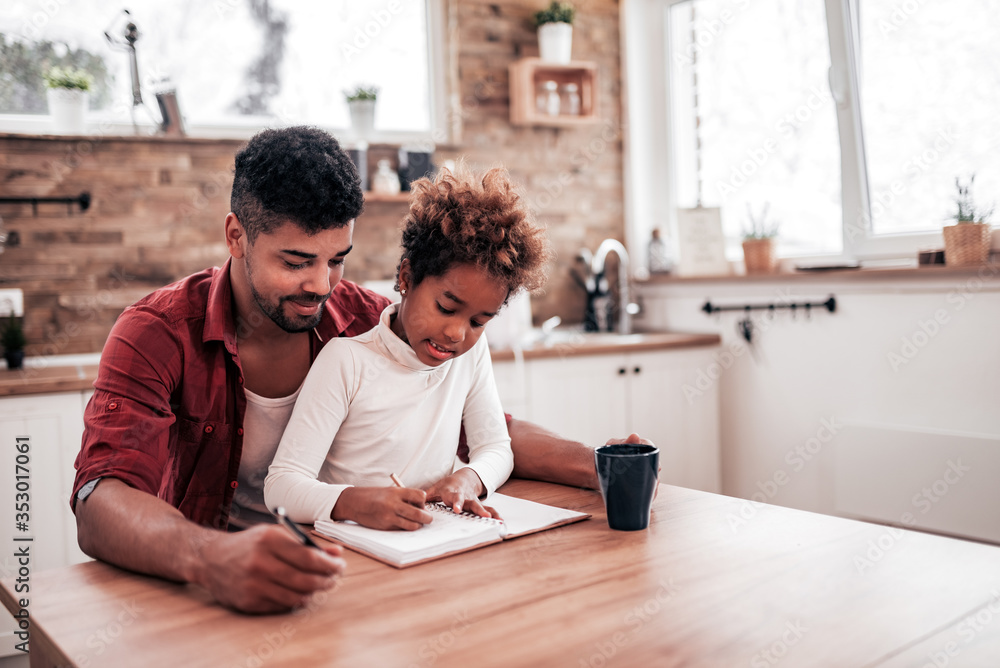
[231,126,364,243]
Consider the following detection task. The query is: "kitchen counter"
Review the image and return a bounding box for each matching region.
[489,331,721,362]
[0,363,99,397]
[0,332,721,397]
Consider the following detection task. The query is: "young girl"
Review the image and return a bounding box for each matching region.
[264,166,551,530]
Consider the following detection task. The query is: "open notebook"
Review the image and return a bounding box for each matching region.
[313,493,590,568]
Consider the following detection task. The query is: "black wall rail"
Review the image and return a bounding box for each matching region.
[702,295,836,316]
[0,192,91,216]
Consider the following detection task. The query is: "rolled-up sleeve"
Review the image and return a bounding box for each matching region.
[72,306,180,511]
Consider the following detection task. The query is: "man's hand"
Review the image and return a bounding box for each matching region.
[603,433,661,499]
[191,525,345,614]
[603,433,654,447]
[425,468,497,519]
[332,486,433,530]
[74,479,346,615]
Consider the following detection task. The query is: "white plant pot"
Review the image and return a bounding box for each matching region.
[47,88,88,134]
[538,22,573,64]
[348,99,376,138]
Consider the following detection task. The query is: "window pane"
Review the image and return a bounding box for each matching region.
[0,1,431,132]
[668,0,842,256]
[859,0,1000,234]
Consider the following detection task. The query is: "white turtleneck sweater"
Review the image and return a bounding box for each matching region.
[264,303,514,524]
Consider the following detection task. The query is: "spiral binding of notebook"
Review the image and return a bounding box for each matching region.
[425,502,505,528]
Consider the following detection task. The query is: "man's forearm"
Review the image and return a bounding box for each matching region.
[75,478,216,586]
[507,418,599,489]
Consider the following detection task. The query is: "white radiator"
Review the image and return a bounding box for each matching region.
[834,422,1000,544]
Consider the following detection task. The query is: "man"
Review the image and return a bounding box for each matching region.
[73,126,639,614]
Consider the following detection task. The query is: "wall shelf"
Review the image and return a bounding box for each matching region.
[509,58,599,127]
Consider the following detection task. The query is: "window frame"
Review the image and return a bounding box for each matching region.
[621,0,987,270]
[0,0,453,145]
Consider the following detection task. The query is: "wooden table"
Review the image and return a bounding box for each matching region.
[4,480,1000,667]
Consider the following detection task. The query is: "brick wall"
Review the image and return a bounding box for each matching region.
[438,0,625,324]
[0,0,623,355]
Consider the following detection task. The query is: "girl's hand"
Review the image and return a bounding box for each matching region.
[424,469,499,519]
[332,486,433,531]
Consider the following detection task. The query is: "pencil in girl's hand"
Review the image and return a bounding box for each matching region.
[390,473,405,488]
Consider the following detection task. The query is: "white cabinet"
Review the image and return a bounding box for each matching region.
[493,347,721,493]
[0,391,90,658]
[0,391,89,573]
[490,355,529,421]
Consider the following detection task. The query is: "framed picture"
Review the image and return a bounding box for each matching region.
[675,207,730,277]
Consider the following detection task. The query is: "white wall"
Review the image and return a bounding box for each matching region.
[635,271,1000,541]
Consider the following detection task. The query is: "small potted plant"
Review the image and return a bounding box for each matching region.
[943,175,993,267]
[344,84,379,138]
[534,2,576,64]
[44,65,93,135]
[741,202,779,274]
[2,315,27,371]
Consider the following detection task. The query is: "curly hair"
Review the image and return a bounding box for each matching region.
[396,166,552,300]
[231,126,364,243]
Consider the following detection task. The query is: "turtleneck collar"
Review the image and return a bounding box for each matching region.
[373,303,452,373]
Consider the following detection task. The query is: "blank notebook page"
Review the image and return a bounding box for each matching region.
[486,493,589,537]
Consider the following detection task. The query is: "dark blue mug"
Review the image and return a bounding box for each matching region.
[594,443,659,531]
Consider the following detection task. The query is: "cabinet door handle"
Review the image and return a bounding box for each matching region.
[633,366,641,374]
[618,367,627,375]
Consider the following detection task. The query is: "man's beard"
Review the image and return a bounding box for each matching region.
[246,257,329,333]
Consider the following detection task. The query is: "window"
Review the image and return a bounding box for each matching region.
[622,0,1000,265]
[858,0,1000,236]
[0,1,444,140]
[667,0,842,257]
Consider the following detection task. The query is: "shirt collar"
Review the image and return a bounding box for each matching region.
[204,258,237,352]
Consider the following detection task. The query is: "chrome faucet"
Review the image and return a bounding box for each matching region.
[591,239,636,335]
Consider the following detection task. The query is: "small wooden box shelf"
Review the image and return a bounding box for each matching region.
[509,58,599,127]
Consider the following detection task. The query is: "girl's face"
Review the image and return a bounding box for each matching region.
[392,261,508,367]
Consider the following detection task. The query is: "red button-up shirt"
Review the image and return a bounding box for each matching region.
[72,259,390,529]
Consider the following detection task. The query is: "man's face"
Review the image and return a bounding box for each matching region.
[242,220,355,333]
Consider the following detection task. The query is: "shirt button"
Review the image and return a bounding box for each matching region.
[107,401,118,410]
[238,376,244,384]
[231,481,238,489]
[237,428,244,436]
[204,425,214,434]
